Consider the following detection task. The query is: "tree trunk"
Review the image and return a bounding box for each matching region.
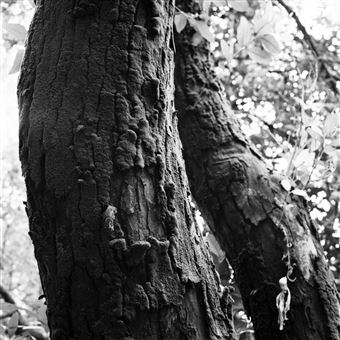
[174,4,340,340]
[18,1,234,339]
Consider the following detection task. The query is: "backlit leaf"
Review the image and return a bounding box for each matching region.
[221,39,234,63]
[9,48,25,74]
[291,189,308,198]
[281,179,291,192]
[293,149,314,168]
[37,302,48,325]
[228,0,250,12]
[253,16,272,36]
[237,17,252,47]
[174,14,187,33]
[0,302,18,314]
[192,32,203,45]
[8,311,19,337]
[247,44,271,65]
[202,0,212,11]
[195,20,214,42]
[258,34,281,55]
[324,112,340,135]
[4,23,27,42]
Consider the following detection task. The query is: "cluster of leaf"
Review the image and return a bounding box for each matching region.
[1,0,32,74]
[205,0,340,285]
[175,0,281,65]
[0,302,47,340]
[1,144,46,339]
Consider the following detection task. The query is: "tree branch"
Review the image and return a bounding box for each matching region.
[0,284,18,305]
[277,0,339,95]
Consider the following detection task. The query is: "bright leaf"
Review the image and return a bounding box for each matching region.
[221,39,234,63]
[9,48,25,74]
[4,23,27,42]
[201,0,212,12]
[258,34,281,55]
[291,189,308,198]
[174,13,188,33]
[195,20,214,42]
[192,32,203,46]
[7,311,19,337]
[0,302,18,314]
[324,112,340,136]
[281,179,291,192]
[37,301,48,325]
[237,16,252,47]
[253,16,272,36]
[228,0,250,12]
[293,149,314,168]
[247,44,271,65]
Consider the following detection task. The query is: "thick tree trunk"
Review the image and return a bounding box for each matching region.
[174,4,340,340]
[18,1,234,339]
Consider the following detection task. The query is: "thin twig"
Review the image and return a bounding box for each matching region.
[276,0,339,95]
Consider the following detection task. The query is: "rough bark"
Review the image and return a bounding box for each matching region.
[18,1,234,339]
[174,4,340,340]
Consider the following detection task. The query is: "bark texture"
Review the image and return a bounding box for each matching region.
[18,1,234,339]
[174,4,340,340]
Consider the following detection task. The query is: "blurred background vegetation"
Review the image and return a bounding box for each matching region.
[1,0,339,338]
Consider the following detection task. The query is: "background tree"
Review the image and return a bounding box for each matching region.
[174,0,340,339]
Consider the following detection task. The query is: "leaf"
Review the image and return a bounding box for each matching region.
[257,34,281,55]
[205,232,225,262]
[28,0,35,7]
[9,48,25,74]
[293,149,314,168]
[174,14,187,33]
[3,23,27,42]
[212,0,228,6]
[37,303,48,325]
[221,39,234,63]
[281,179,291,192]
[228,0,250,12]
[0,325,5,335]
[7,311,19,337]
[21,325,48,339]
[306,126,323,139]
[291,189,308,198]
[192,32,203,46]
[247,44,271,65]
[194,20,214,42]
[324,112,340,135]
[263,1,275,21]
[237,17,252,47]
[0,302,18,314]
[202,0,212,11]
[253,16,272,36]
